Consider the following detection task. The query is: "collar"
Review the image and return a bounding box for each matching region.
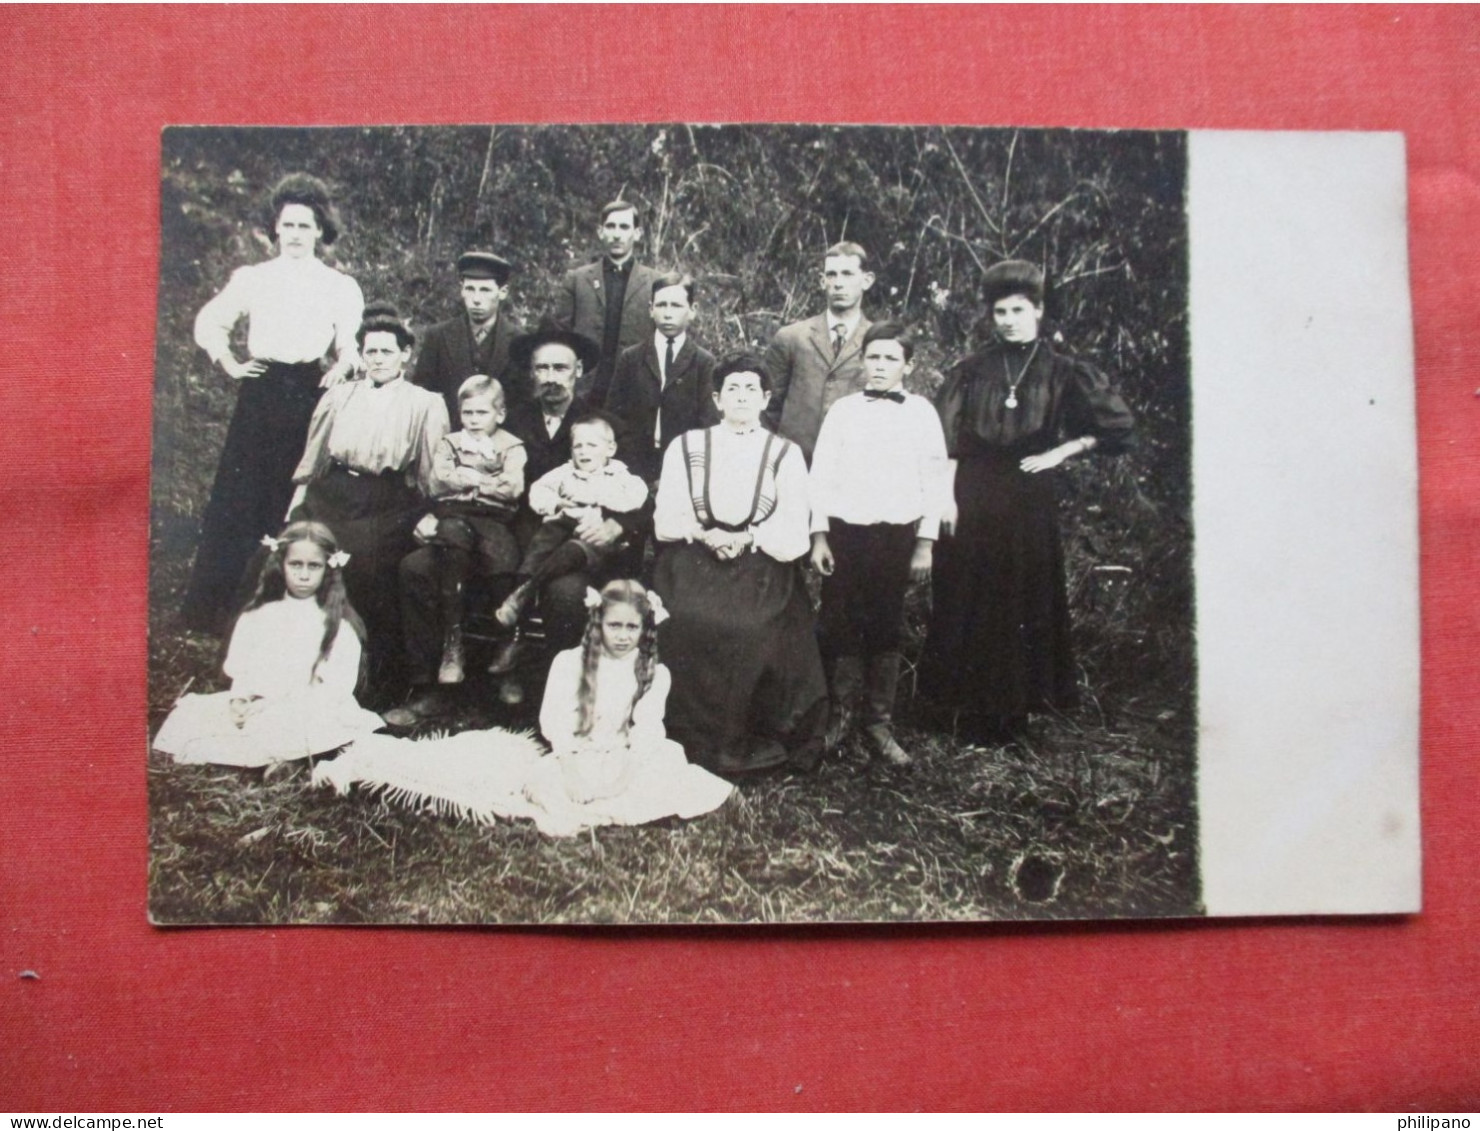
[603,255,634,275]
[826,311,862,339]
[655,331,686,358]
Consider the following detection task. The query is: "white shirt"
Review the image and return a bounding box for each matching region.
[653,425,812,562]
[808,388,950,540]
[528,459,649,519]
[225,596,361,701]
[539,648,670,757]
[194,255,364,367]
[293,377,450,495]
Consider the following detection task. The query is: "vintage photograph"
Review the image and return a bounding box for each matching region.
[148,124,1197,924]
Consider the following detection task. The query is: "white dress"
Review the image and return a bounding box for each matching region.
[523,649,735,835]
[312,649,733,838]
[154,597,384,767]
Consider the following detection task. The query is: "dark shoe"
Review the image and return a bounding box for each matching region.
[486,628,526,675]
[437,626,465,684]
[382,689,450,728]
[708,739,789,777]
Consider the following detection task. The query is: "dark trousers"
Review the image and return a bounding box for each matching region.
[181,361,323,633]
[818,520,917,660]
[399,505,519,684]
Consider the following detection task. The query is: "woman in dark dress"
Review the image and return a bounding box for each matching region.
[290,304,449,704]
[651,354,827,776]
[920,260,1135,743]
[182,173,364,633]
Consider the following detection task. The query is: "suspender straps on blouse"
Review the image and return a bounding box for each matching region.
[680,428,792,534]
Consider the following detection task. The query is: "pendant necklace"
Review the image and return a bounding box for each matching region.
[1002,340,1040,410]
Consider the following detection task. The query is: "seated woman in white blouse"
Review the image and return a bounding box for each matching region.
[182,172,364,633]
[289,303,449,704]
[651,353,828,776]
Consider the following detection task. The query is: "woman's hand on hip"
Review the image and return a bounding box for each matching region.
[222,357,268,381]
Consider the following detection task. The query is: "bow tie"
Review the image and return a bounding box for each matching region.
[863,389,905,403]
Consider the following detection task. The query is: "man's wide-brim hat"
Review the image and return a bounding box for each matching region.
[509,320,602,374]
[981,259,1046,306]
[457,250,514,285]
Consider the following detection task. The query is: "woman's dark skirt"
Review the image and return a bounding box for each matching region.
[179,361,324,633]
[653,543,827,776]
[297,464,423,705]
[920,451,1076,720]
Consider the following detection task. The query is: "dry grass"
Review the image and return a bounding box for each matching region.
[149,507,1199,926]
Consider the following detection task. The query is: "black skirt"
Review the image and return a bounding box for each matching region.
[919,450,1076,718]
[179,361,324,632]
[653,542,827,775]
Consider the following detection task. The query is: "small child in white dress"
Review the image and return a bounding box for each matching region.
[524,579,733,832]
[155,521,384,767]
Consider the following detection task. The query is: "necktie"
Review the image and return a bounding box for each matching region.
[863,389,906,403]
[664,337,675,386]
[472,320,492,347]
[832,324,847,358]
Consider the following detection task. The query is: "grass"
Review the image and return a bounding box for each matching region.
[148,506,1200,926]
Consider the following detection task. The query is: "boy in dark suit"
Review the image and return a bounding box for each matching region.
[761,241,875,460]
[411,250,526,421]
[551,200,660,405]
[604,271,720,486]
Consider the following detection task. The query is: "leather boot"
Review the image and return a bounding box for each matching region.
[437,625,465,684]
[487,626,526,675]
[863,652,912,767]
[825,655,864,751]
[495,579,533,629]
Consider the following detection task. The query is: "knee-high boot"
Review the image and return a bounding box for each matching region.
[863,652,912,767]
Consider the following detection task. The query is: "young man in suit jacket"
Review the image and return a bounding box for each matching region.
[761,241,876,461]
[604,271,720,486]
[551,200,661,406]
[411,250,527,421]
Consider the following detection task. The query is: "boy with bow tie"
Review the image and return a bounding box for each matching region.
[808,322,949,767]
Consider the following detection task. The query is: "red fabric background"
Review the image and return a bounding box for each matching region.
[2,5,1476,1112]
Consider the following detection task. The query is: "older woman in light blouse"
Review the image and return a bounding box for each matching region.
[181,173,364,633]
[651,353,828,776]
[290,303,449,702]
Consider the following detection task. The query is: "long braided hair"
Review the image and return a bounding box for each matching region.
[237,521,367,687]
[574,579,661,739]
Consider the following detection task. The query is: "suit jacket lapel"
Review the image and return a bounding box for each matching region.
[836,316,870,368]
[623,264,651,324]
[807,315,834,367]
[453,316,476,375]
[587,266,606,316]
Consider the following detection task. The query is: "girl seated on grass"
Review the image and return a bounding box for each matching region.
[154,521,385,767]
[314,579,733,838]
[523,580,734,830]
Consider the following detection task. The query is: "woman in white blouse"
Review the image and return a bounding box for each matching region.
[651,353,828,776]
[181,173,364,633]
[291,304,449,702]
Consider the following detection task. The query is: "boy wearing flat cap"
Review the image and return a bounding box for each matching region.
[412,249,527,422]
